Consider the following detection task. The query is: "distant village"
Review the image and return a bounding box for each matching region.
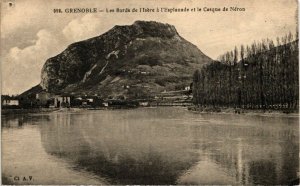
[1,85,193,109]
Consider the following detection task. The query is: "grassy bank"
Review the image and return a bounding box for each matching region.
[188,105,299,115]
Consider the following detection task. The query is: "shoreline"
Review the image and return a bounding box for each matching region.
[1,108,60,116]
[187,105,299,117]
[1,106,138,116]
[1,106,299,117]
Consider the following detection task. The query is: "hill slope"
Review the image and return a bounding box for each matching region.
[33,21,212,98]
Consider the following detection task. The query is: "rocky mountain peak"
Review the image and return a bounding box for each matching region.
[35,21,212,98]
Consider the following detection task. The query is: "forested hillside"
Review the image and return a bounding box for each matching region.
[193,33,298,110]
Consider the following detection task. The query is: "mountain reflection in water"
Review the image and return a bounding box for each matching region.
[2,107,299,185]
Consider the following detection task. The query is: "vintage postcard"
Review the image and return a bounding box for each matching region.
[1,0,299,185]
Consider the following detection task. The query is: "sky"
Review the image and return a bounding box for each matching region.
[1,0,298,95]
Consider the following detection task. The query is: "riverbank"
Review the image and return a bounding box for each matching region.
[1,105,139,116]
[2,105,299,117]
[188,105,299,116]
[1,108,60,116]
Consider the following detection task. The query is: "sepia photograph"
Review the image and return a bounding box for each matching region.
[1,0,299,185]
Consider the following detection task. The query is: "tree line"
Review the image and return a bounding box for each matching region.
[193,33,298,110]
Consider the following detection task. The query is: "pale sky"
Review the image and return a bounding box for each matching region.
[1,0,298,95]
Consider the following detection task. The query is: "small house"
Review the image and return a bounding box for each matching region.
[1,95,20,109]
[74,96,103,107]
[139,101,149,107]
[2,98,19,106]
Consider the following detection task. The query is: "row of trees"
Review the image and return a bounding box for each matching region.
[193,33,298,110]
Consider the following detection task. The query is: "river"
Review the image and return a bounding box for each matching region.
[2,107,299,185]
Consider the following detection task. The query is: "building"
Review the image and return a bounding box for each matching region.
[2,99,19,106]
[103,102,109,107]
[1,95,20,109]
[185,86,191,91]
[72,96,103,107]
[54,95,71,108]
[139,101,149,106]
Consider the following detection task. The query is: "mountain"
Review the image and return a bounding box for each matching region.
[27,21,212,99]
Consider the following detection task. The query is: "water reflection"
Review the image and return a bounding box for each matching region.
[40,110,200,184]
[180,115,299,185]
[2,108,299,185]
[2,114,50,128]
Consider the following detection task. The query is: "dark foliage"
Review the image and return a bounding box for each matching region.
[193,33,298,110]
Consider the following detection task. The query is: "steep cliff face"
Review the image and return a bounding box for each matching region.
[39,21,212,98]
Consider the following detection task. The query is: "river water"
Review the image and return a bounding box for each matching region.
[2,107,299,185]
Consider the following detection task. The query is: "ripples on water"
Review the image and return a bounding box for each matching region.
[2,107,299,185]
